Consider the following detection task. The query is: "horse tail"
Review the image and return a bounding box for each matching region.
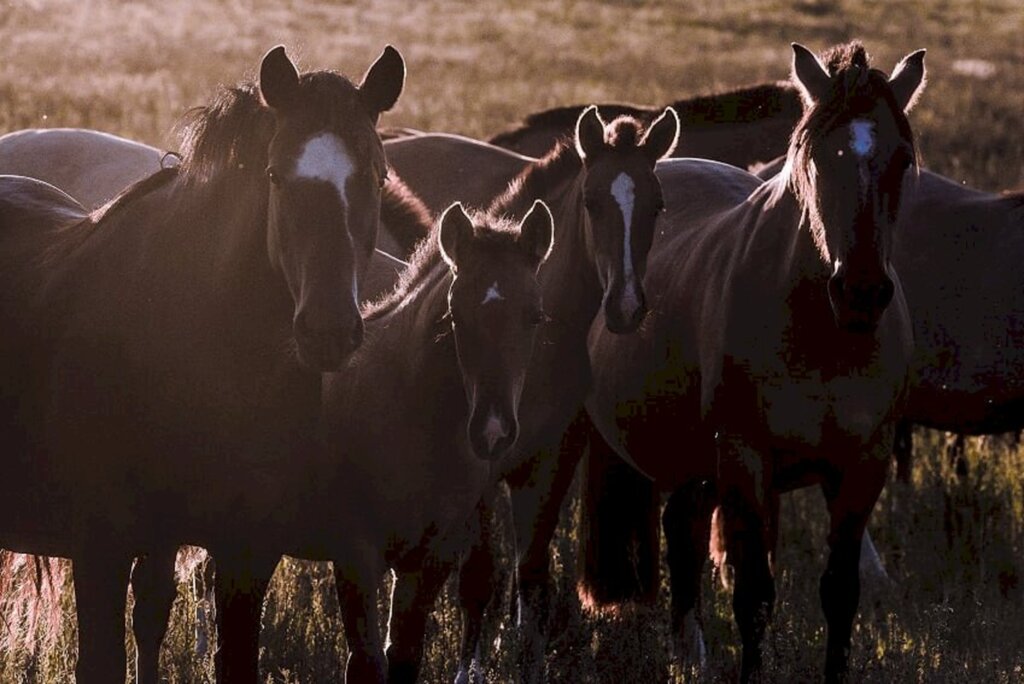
[0,552,68,654]
[709,505,735,590]
[577,416,660,613]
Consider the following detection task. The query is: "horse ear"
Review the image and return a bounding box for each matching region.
[575,106,608,161]
[360,45,406,120]
[259,45,301,110]
[518,200,555,267]
[889,49,927,113]
[439,202,474,272]
[791,43,831,106]
[640,107,681,162]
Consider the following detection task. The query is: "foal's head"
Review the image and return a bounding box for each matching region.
[789,41,926,333]
[260,45,404,369]
[574,106,680,333]
[440,201,554,461]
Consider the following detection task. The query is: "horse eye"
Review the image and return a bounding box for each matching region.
[266,166,280,185]
[526,309,546,327]
[379,174,389,189]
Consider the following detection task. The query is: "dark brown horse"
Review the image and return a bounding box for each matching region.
[317,200,554,682]
[578,42,925,682]
[489,81,802,168]
[0,44,404,683]
[376,106,680,683]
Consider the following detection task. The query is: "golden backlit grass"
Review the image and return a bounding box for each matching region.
[1,0,1022,681]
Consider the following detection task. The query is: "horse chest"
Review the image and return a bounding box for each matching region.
[759,371,896,447]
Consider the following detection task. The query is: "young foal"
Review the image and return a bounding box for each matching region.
[0,44,404,683]
[317,201,554,683]
[581,42,925,681]
[378,106,680,683]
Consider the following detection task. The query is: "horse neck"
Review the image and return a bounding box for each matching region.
[538,175,604,332]
[755,168,834,284]
[359,263,460,406]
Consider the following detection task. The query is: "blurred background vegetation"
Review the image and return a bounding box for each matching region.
[0,0,1022,681]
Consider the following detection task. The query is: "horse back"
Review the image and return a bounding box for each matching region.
[386,133,532,214]
[0,128,163,208]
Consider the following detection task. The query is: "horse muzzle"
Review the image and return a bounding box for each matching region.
[603,279,648,334]
[293,312,364,371]
[468,405,520,461]
[827,271,895,334]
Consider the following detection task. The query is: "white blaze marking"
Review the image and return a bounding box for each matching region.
[483,411,507,452]
[610,172,641,316]
[482,281,504,305]
[849,120,876,158]
[294,133,354,210]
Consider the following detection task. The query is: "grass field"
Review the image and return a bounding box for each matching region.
[1,0,1022,681]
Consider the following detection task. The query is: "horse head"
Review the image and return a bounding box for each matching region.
[440,200,554,461]
[789,42,926,333]
[260,45,405,369]
[574,105,679,333]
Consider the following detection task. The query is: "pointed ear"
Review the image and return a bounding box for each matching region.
[518,200,554,267]
[574,105,608,161]
[791,43,831,106]
[641,107,680,162]
[260,45,301,110]
[889,49,927,112]
[360,45,405,120]
[439,202,474,272]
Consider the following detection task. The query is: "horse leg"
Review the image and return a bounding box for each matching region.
[663,479,716,671]
[717,434,774,684]
[819,457,888,683]
[386,555,454,684]
[454,494,504,684]
[509,443,581,684]
[131,547,178,683]
[335,565,386,684]
[73,551,133,684]
[213,551,276,683]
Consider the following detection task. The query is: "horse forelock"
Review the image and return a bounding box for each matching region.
[176,71,371,185]
[605,116,644,147]
[176,84,274,184]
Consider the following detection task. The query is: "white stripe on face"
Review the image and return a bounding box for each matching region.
[849,120,876,159]
[482,281,504,305]
[294,133,355,209]
[610,172,640,313]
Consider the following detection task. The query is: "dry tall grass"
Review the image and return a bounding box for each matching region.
[1,0,1022,681]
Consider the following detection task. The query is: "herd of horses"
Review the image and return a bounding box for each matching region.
[0,36,1020,684]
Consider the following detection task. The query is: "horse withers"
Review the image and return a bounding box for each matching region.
[0,43,404,683]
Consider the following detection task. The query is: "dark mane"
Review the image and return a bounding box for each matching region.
[89,167,179,224]
[175,71,366,184]
[363,212,521,321]
[176,84,274,184]
[487,140,582,218]
[489,115,646,220]
[668,81,803,126]
[381,174,433,256]
[487,81,801,148]
[786,41,918,249]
